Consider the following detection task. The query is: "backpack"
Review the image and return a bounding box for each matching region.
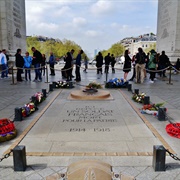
[138,53,145,64]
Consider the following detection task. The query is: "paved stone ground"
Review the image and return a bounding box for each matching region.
[0,64,180,179]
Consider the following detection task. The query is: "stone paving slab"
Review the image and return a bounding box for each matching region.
[16,89,163,154]
[0,65,180,179]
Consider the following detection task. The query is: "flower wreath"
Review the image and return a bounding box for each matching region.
[105,78,128,88]
[0,118,17,143]
[132,93,146,103]
[54,81,74,88]
[86,82,102,89]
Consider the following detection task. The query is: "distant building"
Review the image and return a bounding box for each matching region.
[120,33,156,55]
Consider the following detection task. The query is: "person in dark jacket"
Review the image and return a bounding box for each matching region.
[64,52,72,81]
[75,49,84,82]
[96,52,103,74]
[123,50,131,80]
[31,47,43,82]
[158,51,170,77]
[173,58,180,74]
[41,54,46,76]
[15,48,24,82]
[49,52,56,76]
[111,54,116,73]
[104,53,111,73]
[135,47,147,83]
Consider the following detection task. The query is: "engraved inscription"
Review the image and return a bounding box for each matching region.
[64,106,116,132]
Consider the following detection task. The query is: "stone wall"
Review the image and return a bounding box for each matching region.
[157,0,180,62]
[0,0,26,58]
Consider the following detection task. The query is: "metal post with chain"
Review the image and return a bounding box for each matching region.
[165,149,180,161]
[0,150,12,163]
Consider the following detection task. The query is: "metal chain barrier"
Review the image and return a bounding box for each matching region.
[165,148,180,161]
[0,150,12,163]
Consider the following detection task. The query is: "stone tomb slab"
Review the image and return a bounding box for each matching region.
[19,90,161,153]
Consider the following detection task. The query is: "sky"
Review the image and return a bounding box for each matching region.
[25,0,158,57]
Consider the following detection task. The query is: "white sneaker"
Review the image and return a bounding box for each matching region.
[154,78,157,80]
[149,80,154,83]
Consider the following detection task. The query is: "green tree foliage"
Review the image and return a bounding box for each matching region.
[99,43,124,58]
[144,43,156,54]
[26,36,85,59]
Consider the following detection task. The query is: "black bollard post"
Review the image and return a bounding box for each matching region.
[42,89,47,98]
[14,107,22,121]
[167,66,173,85]
[31,96,38,110]
[45,64,49,83]
[106,68,108,82]
[158,107,166,121]
[49,84,53,92]
[144,96,150,105]
[152,145,166,171]
[11,66,15,85]
[134,89,139,95]
[127,84,132,91]
[13,145,27,171]
[52,81,57,88]
[69,82,73,88]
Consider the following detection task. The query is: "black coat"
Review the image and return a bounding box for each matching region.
[96,55,103,67]
[15,54,24,68]
[123,55,131,72]
[64,55,72,69]
[32,50,42,64]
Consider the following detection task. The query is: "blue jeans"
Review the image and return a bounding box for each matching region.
[34,63,42,80]
[25,69,31,80]
[1,64,8,78]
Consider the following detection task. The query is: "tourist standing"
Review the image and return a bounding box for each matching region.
[148,49,157,83]
[174,58,180,74]
[135,47,147,83]
[41,54,46,76]
[31,47,43,82]
[111,54,116,73]
[70,49,75,78]
[64,52,72,81]
[24,52,32,81]
[129,55,136,81]
[0,49,8,79]
[75,49,84,82]
[158,51,170,77]
[96,52,103,74]
[15,49,24,82]
[49,52,56,76]
[104,53,111,73]
[123,50,131,80]
[83,55,88,73]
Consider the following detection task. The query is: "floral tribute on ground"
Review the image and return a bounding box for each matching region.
[132,92,146,103]
[105,78,128,88]
[86,82,102,89]
[0,118,17,143]
[21,92,45,118]
[140,103,166,116]
[54,81,74,89]
[166,123,180,139]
